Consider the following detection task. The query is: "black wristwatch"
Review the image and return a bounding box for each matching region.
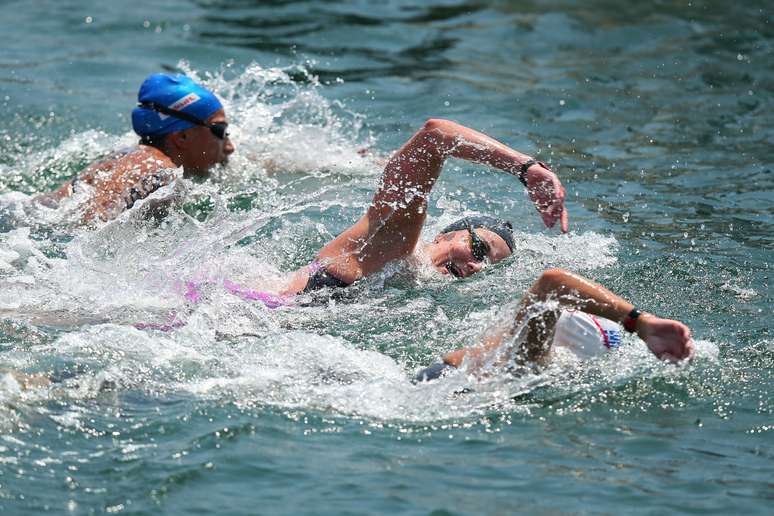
[518,159,554,187]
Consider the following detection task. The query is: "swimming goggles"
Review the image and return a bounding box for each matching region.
[466,222,490,262]
[445,223,491,278]
[138,101,229,140]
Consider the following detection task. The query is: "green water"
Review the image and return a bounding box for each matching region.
[0,1,772,514]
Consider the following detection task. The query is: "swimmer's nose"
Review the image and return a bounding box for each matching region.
[467,261,484,276]
[224,137,235,156]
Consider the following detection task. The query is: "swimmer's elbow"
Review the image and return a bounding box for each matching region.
[419,119,465,154]
[421,118,456,135]
[534,268,571,297]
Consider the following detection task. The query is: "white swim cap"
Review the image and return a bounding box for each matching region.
[552,310,622,359]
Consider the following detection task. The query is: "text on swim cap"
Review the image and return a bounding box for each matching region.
[157,93,202,120]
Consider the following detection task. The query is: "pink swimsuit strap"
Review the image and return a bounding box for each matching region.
[222,279,289,309]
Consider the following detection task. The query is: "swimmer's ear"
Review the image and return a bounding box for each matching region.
[166,131,186,149]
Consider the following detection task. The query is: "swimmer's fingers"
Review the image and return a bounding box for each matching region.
[681,325,694,358]
[659,352,681,364]
[663,344,693,363]
[140,172,174,192]
[560,200,569,233]
[544,179,568,233]
[673,324,694,361]
[642,318,694,363]
[127,173,175,207]
[528,168,568,233]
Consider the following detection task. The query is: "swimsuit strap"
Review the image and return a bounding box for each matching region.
[223,279,288,309]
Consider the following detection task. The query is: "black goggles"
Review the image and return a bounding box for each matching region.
[466,222,490,262]
[138,101,229,140]
[445,224,491,278]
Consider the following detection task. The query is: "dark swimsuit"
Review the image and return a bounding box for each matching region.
[221,260,350,309]
[412,362,456,383]
[302,261,350,293]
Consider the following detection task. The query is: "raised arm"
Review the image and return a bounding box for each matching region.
[317,119,568,283]
[441,268,694,370]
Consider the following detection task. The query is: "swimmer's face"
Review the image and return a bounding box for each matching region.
[429,228,511,278]
[174,109,235,177]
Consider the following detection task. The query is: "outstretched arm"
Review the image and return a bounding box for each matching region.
[318,119,569,283]
[442,268,694,369]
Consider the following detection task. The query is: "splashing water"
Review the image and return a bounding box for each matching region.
[0,62,731,436]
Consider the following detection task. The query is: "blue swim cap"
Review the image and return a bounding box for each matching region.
[131,73,223,138]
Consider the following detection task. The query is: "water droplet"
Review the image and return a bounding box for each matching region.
[85,16,93,24]
[443,100,450,107]
[143,20,150,28]
[737,53,744,61]
[559,99,565,106]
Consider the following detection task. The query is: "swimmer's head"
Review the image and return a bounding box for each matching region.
[552,310,622,359]
[132,74,222,138]
[131,73,234,177]
[427,216,514,279]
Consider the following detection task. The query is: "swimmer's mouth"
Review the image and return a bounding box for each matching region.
[445,262,463,278]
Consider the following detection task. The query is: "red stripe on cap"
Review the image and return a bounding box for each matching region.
[588,314,611,349]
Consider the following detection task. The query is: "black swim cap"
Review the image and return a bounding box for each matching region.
[440,216,514,252]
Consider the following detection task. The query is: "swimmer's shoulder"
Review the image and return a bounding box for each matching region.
[85,145,176,181]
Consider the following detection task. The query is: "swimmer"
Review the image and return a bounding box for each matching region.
[414,268,694,382]
[35,73,235,221]
[222,118,568,303]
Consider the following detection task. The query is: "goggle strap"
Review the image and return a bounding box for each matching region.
[138,101,207,128]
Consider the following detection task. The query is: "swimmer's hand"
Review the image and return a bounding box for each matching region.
[637,315,694,362]
[525,164,569,233]
[122,171,175,209]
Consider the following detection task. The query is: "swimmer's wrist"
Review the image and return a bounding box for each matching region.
[624,308,657,334]
[516,159,552,187]
[623,308,640,333]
